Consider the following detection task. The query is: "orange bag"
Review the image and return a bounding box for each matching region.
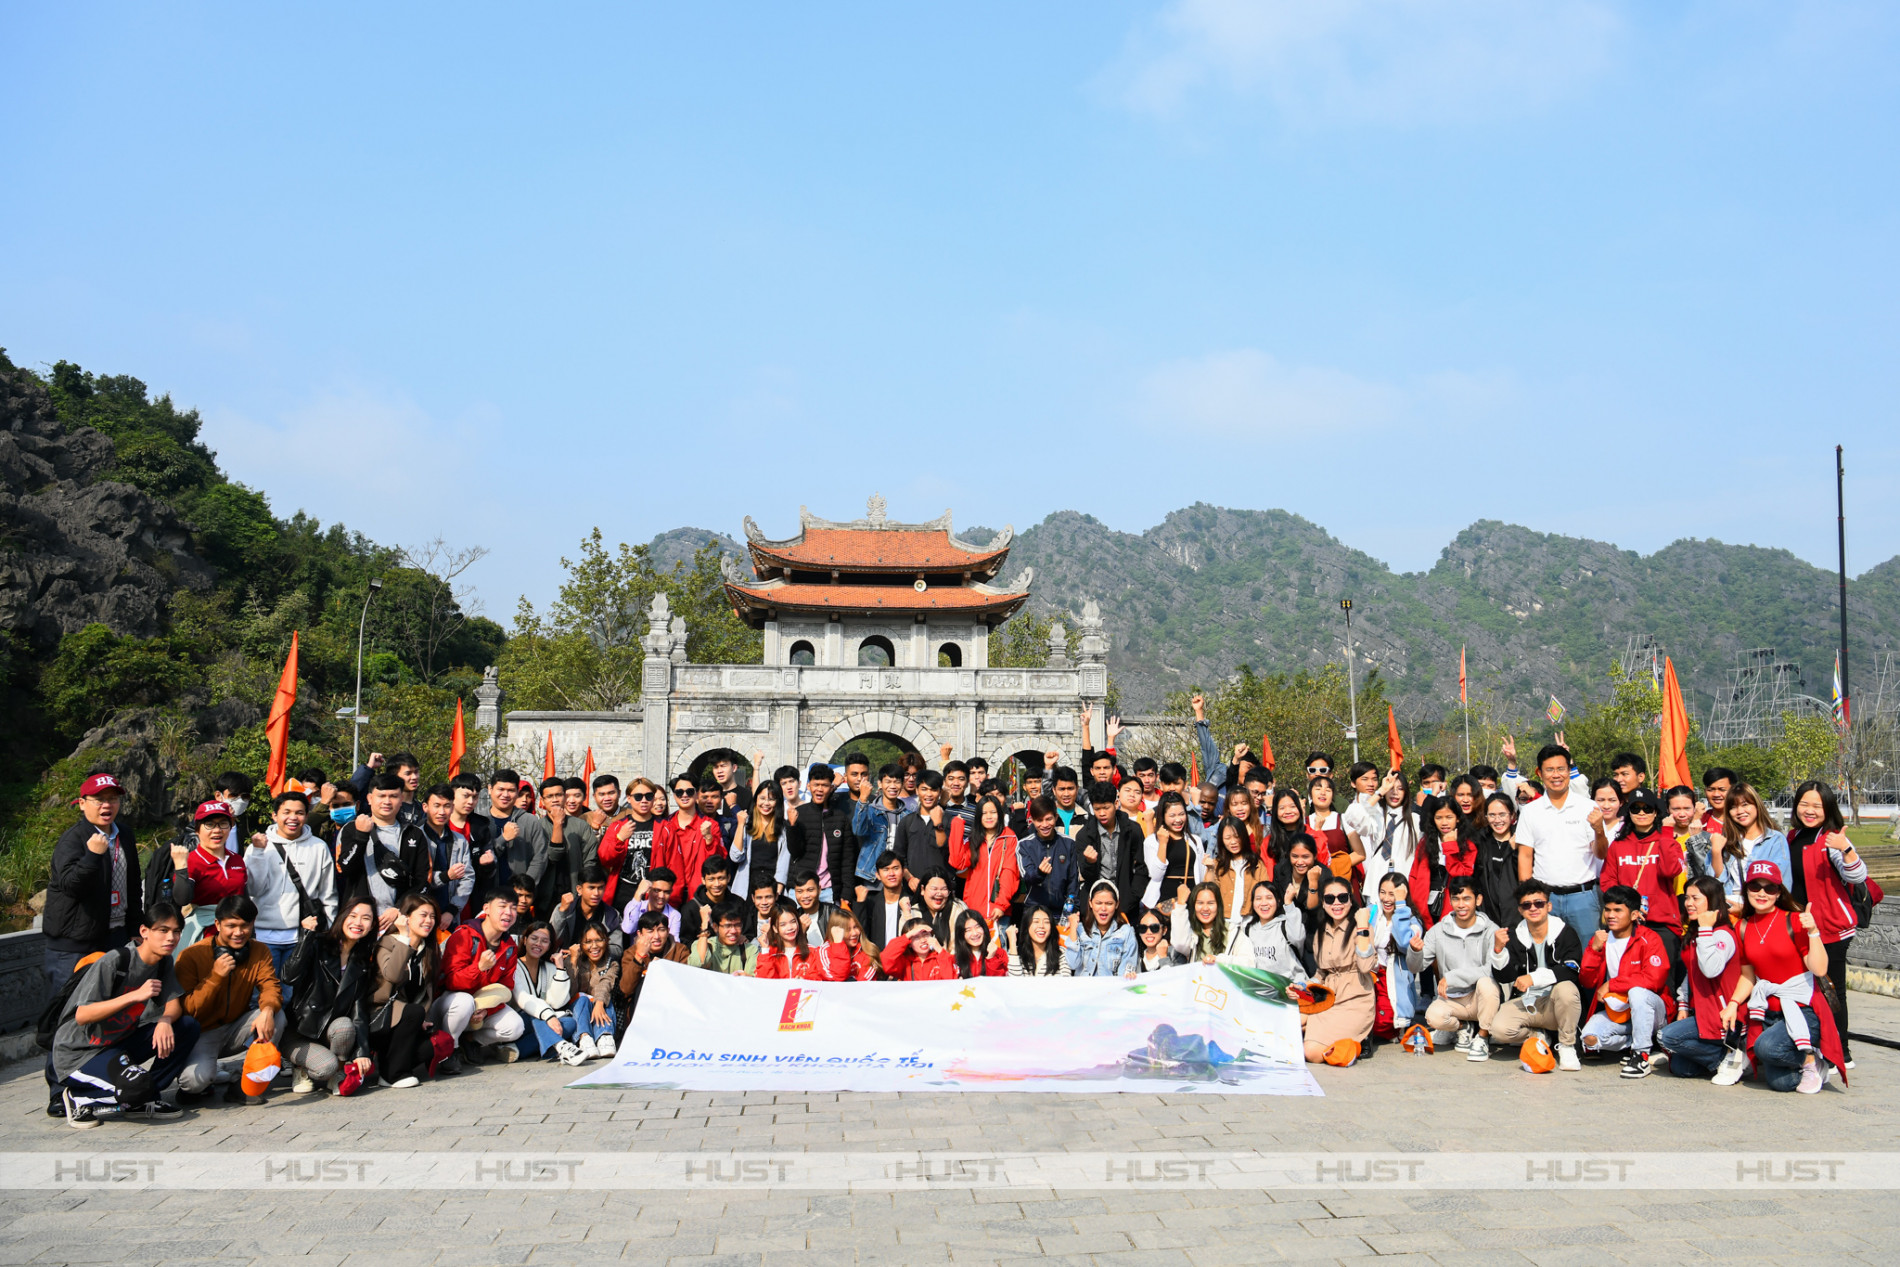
[1323,1039,1360,1067]
[241,1041,283,1099]
[1518,1034,1556,1074]
[1603,992,1631,1025]
[1292,983,1336,1015]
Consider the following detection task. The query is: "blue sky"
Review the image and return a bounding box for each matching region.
[5,1,1897,622]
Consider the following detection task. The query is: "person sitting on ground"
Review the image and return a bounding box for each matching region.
[278,894,379,1095]
[1301,877,1377,1065]
[1133,906,1178,973]
[755,901,827,980]
[690,900,760,976]
[1488,878,1586,1071]
[1654,876,1744,1083]
[879,915,958,981]
[511,920,585,1066]
[1007,905,1071,977]
[679,853,739,947]
[49,900,196,1127]
[951,909,1009,979]
[568,925,619,1060]
[616,908,689,1026]
[1365,873,1418,1038]
[1578,884,1672,1078]
[1065,881,1139,978]
[818,909,879,981]
[1230,880,1308,986]
[1406,876,1504,1062]
[619,866,683,942]
[437,891,526,1067]
[1726,860,1848,1094]
[370,893,442,1089]
[173,894,286,1104]
[552,864,623,959]
[1170,881,1234,967]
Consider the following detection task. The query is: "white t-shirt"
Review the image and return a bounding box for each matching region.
[1516,790,1603,887]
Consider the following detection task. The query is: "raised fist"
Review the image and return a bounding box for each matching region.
[1493,928,1510,953]
[502,821,519,842]
[1408,931,1424,952]
[1591,929,1608,950]
[86,833,110,855]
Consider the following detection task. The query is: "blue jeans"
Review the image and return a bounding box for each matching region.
[572,994,616,1041]
[62,1016,203,1109]
[1754,1006,1822,1092]
[266,942,297,1000]
[1549,887,1600,940]
[517,1012,577,1060]
[1656,1017,1726,1078]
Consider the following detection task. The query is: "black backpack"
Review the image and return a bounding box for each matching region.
[36,945,133,1051]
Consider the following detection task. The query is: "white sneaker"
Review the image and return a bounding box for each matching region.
[577,1034,598,1060]
[390,1076,420,1090]
[1712,1047,1747,1087]
[1454,1025,1474,1052]
[596,1035,616,1059]
[1557,1045,1581,1072]
[1465,1036,1490,1062]
[1796,1061,1823,1094]
[291,1074,316,1094]
[554,1041,588,1067]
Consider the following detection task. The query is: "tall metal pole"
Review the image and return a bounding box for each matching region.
[352,578,382,769]
[1341,599,1360,764]
[1837,446,1853,817]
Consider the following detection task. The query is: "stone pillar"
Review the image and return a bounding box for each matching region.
[474,666,502,765]
[1045,622,1071,669]
[778,698,802,772]
[910,619,929,669]
[972,622,990,668]
[825,617,844,667]
[1076,599,1108,665]
[641,594,675,781]
[956,702,978,762]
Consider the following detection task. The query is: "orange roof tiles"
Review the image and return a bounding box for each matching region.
[724,582,1028,618]
[751,528,1006,572]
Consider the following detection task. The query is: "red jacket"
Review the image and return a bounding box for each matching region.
[1790,828,1863,944]
[1440,837,1476,878]
[1579,924,1670,1023]
[440,920,519,998]
[957,946,1010,978]
[1600,826,1685,931]
[653,813,723,907]
[756,945,826,980]
[1680,923,1744,1041]
[878,938,958,981]
[819,941,878,981]
[595,817,633,905]
[948,820,1020,921]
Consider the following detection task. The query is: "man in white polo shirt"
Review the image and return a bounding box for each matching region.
[1513,744,1609,937]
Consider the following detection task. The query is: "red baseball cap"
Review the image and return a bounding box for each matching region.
[194,799,235,823]
[77,774,122,798]
[1745,860,1783,885]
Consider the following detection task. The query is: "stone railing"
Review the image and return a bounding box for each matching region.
[664,664,1103,699]
[1847,900,1900,971]
[0,929,46,1037]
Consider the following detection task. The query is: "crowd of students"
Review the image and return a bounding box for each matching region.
[39,701,1871,1126]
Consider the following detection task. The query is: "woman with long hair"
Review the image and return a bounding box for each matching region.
[1654,876,1742,1081]
[1007,904,1070,977]
[1367,873,1421,1039]
[1133,908,1178,972]
[1300,876,1377,1064]
[511,920,584,1066]
[1590,777,1627,847]
[1599,790,1685,964]
[280,894,379,1094]
[737,781,786,894]
[568,925,618,1060]
[1367,771,1419,887]
[1783,780,1868,1065]
[948,795,1019,927]
[1306,776,1364,880]
[1725,861,1847,1093]
[1447,774,1486,828]
[756,902,826,980]
[1142,793,1199,911]
[1282,835,1326,917]
[1169,881,1231,966]
[819,909,879,981]
[1228,880,1307,985]
[951,909,1009,979]
[1711,784,1790,907]
[1065,881,1139,977]
[1473,793,1521,931]
[1265,788,1308,876]
[1224,786,1263,855]
[1209,816,1262,921]
[371,892,442,1089]
[1406,796,1455,928]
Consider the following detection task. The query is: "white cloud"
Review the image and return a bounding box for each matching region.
[1132,348,1400,435]
[1112,0,1622,125]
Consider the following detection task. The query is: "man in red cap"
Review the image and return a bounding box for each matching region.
[43,773,143,988]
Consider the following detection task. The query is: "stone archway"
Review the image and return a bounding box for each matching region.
[806,710,941,771]
[672,734,765,782]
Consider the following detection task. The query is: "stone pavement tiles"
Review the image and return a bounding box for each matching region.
[3,997,1899,1266]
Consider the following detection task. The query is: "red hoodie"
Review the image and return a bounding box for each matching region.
[756,944,826,980]
[947,819,1020,921]
[1579,923,1670,1024]
[878,938,958,981]
[819,940,878,981]
[1600,826,1685,931]
[440,920,520,1001]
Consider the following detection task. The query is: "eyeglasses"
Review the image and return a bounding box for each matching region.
[1321,894,1350,906]
[1518,899,1548,911]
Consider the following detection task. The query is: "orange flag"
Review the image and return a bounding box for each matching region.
[448,699,466,779]
[543,730,556,780]
[581,746,596,804]
[265,631,299,796]
[1658,656,1692,790]
[1386,704,1404,774]
[1459,646,1467,705]
[1189,751,1199,787]
[1259,731,1275,771]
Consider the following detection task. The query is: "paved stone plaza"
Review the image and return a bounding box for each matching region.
[4,996,1900,1267]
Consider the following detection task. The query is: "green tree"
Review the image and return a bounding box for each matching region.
[1774,713,1839,789]
[988,609,1076,668]
[39,624,200,739]
[1177,664,1390,778]
[1561,662,1663,780]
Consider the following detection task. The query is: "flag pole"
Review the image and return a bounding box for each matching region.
[1837,444,1854,820]
[1460,646,1470,771]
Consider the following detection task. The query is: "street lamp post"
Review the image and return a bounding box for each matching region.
[352,577,383,769]
[1341,599,1360,764]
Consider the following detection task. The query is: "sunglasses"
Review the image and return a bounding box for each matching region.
[1322,894,1350,906]
[1138,923,1163,933]
[629,792,654,802]
[1518,899,1548,911]
[674,788,694,798]
[1306,765,1329,775]
[1745,882,1778,893]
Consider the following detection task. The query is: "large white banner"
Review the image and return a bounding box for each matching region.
[570,960,1321,1095]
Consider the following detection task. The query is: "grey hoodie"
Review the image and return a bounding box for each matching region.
[248,826,339,936]
[1405,912,1500,996]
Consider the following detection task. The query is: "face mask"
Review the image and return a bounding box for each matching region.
[330,805,358,827]
[227,797,250,818]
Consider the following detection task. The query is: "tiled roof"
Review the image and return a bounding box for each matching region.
[750,528,1008,572]
[724,582,1030,622]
